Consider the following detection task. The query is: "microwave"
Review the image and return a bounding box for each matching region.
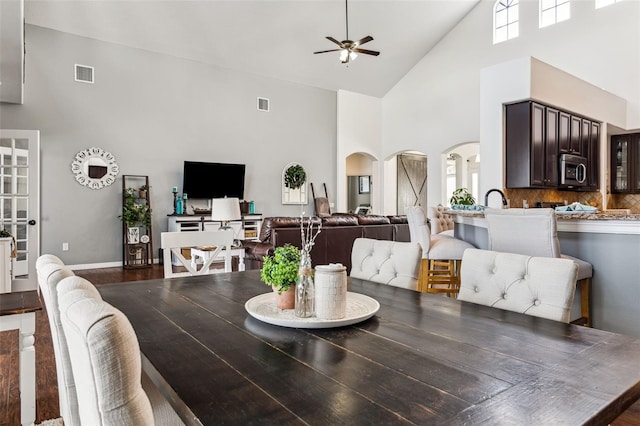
[559,154,587,188]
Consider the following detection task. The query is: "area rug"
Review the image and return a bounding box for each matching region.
[36,418,63,426]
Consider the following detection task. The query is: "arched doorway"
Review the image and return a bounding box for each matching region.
[442,142,480,206]
[346,152,377,213]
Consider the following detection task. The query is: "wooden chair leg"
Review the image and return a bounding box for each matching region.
[423,259,461,297]
[570,277,591,327]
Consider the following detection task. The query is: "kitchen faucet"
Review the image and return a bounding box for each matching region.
[484,188,508,207]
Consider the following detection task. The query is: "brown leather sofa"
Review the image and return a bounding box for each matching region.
[242,214,410,272]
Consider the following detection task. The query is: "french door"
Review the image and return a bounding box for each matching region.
[0,129,40,291]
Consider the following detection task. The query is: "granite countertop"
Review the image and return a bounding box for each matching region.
[446,209,640,221]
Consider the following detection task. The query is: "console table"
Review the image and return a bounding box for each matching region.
[190,246,246,272]
[167,214,262,241]
[0,290,42,426]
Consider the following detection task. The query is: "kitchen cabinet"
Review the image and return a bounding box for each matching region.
[506,100,600,191]
[587,121,600,190]
[505,101,557,188]
[611,133,640,193]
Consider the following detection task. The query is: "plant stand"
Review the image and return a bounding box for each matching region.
[122,175,153,269]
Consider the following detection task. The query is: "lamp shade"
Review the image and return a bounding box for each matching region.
[211,198,242,222]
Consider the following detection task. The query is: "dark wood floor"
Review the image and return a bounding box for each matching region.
[2,264,640,425]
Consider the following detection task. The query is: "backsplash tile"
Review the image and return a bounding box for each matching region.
[503,189,602,210]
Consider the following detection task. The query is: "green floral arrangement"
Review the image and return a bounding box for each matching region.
[449,188,476,206]
[119,188,152,228]
[260,244,301,294]
[284,164,307,189]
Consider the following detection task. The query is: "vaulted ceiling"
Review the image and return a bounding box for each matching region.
[25,0,480,97]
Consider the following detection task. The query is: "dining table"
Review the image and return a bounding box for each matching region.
[98,269,640,425]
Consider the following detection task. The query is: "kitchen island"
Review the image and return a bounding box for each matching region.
[450,210,640,337]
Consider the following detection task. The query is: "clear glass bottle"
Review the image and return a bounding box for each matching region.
[295,250,315,318]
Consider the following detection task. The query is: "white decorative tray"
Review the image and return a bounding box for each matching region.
[245,292,380,329]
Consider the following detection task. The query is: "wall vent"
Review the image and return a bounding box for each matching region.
[75,64,94,83]
[257,97,269,112]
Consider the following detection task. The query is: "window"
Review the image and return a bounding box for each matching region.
[494,0,519,44]
[540,0,571,28]
[595,0,623,8]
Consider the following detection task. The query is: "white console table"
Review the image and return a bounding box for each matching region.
[167,214,261,266]
[0,290,41,426]
[190,246,246,272]
[167,214,262,240]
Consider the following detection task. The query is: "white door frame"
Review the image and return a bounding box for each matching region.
[0,129,40,292]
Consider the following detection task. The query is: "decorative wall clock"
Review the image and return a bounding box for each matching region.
[71,147,119,189]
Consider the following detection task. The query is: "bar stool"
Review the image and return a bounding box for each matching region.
[405,206,474,296]
[484,208,593,326]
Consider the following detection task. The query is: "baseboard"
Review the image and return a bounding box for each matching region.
[68,258,159,270]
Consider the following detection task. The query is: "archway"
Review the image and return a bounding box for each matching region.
[345,152,378,213]
[441,142,480,206]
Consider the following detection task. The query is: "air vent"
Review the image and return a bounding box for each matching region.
[257,97,269,112]
[75,64,94,84]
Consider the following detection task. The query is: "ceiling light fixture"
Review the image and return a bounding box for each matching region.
[313,0,379,64]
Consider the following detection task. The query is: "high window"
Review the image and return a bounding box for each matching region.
[595,0,623,8]
[540,0,571,28]
[494,0,520,44]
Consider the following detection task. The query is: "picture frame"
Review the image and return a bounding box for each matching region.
[358,176,370,194]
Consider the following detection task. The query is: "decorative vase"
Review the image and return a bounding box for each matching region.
[295,251,315,318]
[273,285,295,310]
[315,264,347,320]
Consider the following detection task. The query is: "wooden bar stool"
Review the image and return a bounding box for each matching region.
[406,206,474,297]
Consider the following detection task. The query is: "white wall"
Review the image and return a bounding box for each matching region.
[0,25,337,265]
[337,90,382,213]
[383,0,640,206]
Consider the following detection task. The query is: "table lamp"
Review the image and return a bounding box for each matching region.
[211,197,241,230]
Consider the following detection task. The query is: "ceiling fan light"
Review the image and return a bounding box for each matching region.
[349,51,357,61]
[339,49,349,62]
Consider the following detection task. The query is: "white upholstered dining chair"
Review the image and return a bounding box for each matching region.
[484,208,593,326]
[405,206,474,295]
[458,248,578,323]
[36,257,80,425]
[350,238,422,290]
[57,276,184,426]
[161,230,234,278]
[427,205,455,237]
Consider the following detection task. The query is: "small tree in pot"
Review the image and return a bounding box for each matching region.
[260,244,301,309]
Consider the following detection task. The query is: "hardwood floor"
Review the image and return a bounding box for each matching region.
[1,264,639,425]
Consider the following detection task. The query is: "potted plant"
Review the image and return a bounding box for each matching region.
[119,188,152,243]
[260,244,301,309]
[138,184,150,199]
[449,188,476,207]
[284,164,307,190]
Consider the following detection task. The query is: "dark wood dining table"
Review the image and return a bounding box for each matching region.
[98,270,640,425]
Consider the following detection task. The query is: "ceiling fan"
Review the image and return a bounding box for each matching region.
[313,0,380,64]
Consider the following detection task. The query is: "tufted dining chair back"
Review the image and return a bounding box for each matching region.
[350,238,422,290]
[36,257,81,425]
[458,249,578,323]
[484,208,593,326]
[427,205,455,237]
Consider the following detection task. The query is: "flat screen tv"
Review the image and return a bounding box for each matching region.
[182,161,246,200]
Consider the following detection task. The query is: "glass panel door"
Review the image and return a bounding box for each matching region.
[0,130,39,290]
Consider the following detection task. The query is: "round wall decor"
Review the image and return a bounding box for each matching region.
[71,147,119,189]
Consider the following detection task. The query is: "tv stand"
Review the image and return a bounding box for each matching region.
[167,213,262,241]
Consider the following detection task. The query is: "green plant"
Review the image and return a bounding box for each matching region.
[449,188,476,206]
[284,164,306,189]
[0,229,12,238]
[119,188,152,228]
[260,244,301,294]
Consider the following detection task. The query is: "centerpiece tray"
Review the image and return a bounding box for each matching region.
[245,292,380,329]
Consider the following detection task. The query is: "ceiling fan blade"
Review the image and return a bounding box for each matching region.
[314,49,342,54]
[353,48,380,56]
[326,36,344,47]
[354,35,373,46]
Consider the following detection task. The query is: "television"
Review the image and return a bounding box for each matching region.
[182,161,246,200]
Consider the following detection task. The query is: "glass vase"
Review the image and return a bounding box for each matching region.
[295,251,315,318]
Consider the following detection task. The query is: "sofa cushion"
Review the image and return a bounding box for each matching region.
[321,215,359,226]
[356,215,391,225]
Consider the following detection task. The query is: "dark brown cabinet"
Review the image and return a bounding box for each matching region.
[611,133,640,193]
[506,100,600,191]
[506,101,557,188]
